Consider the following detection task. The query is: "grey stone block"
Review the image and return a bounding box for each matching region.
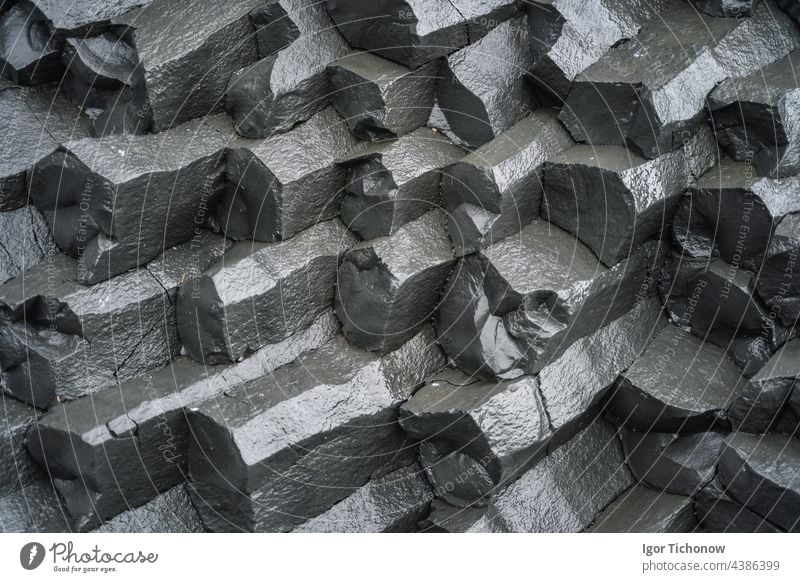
[435,220,662,378]
[220,107,358,242]
[757,212,800,326]
[94,483,203,533]
[695,477,784,532]
[778,0,800,23]
[437,16,534,149]
[0,394,39,495]
[326,0,469,69]
[560,0,798,158]
[336,209,456,354]
[187,328,445,532]
[586,485,696,533]
[340,128,464,240]
[293,464,433,532]
[420,499,501,532]
[0,478,70,532]
[29,116,230,284]
[607,324,746,433]
[177,219,355,364]
[450,0,521,41]
[225,0,349,138]
[443,108,573,256]
[718,432,800,532]
[26,0,151,37]
[25,310,339,531]
[0,206,57,284]
[544,131,716,266]
[0,4,63,85]
[691,0,760,16]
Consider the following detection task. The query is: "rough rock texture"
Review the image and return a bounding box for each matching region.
[757,212,800,326]
[607,325,745,433]
[436,220,662,379]
[586,485,696,533]
[219,107,357,242]
[443,108,573,256]
[25,311,339,531]
[691,0,760,16]
[94,484,204,533]
[695,477,784,533]
[29,116,230,284]
[188,328,445,532]
[336,210,456,354]
[0,479,70,532]
[27,0,152,37]
[0,206,57,284]
[544,131,716,266]
[328,52,438,141]
[526,0,667,104]
[293,464,433,533]
[560,0,798,158]
[0,4,63,85]
[0,394,39,494]
[225,0,349,138]
[340,129,464,240]
[437,16,534,149]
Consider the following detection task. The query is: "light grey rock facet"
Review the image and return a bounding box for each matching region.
[586,485,696,533]
[27,0,152,37]
[94,484,203,533]
[0,206,57,284]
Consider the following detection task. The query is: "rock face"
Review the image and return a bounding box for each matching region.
[436,220,662,379]
[691,0,760,16]
[607,325,746,433]
[560,0,798,158]
[757,211,800,326]
[0,394,40,495]
[437,16,534,149]
[187,328,445,532]
[709,50,800,179]
[336,210,456,354]
[340,129,464,240]
[695,478,783,533]
[0,478,70,533]
[177,219,355,364]
[225,0,349,138]
[94,484,204,533]
[443,109,573,256]
[0,4,63,85]
[220,107,357,242]
[25,0,152,37]
[586,485,696,533]
[328,53,438,141]
[0,207,57,284]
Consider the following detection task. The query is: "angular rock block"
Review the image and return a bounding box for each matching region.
[526,0,666,104]
[757,212,800,326]
[95,484,203,533]
[188,328,445,532]
[606,325,745,433]
[544,135,716,266]
[29,116,229,284]
[225,0,349,138]
[437,16,534,149]
[709,50,800,179]
[586,486,696,533]
[400,371,551,507]
[621,429,724,496]
[0,479,70,532]
[450,0,521,41]
[420,499,502,532]
[443,109,573,256]
[177,220,355,364]
[436,220,661,379]
[695,478,783,533]
[336,210,456,354]
[0,4,63,85]
[0,394,40,495]
[729,339,800,432]
[26,0,152,37]
[220,107,357,242]
[691,0,759,16]
[340,129,464,240]
[326,0,468,69]
[329,53,438,141]
[560,0,798,158]
[25,310,339,531]
[294,464,433,533]
[0,206,57,284]
[718,432,800,532]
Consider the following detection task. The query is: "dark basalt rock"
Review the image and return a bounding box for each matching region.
[544,130,716,266]
[177,220,355,364]
[526,0,666,104]
[691,0,760,16]
[29,116,229,284]
[0,394,40,495]
[709,50,800,179]
[340,129,464,240]
[225,0,349,138]
[449,0,520,41]
[437,16,534,149]
[336,210,456,354]
[729,339,800,432]
[220,107,357,242]
[757,212,800,326]
[718,432,800,532]
[586,485,696,533]
[326,0,469,69]
[420,499,500,533]
[607,324,746,434]
[94,484,203,533]
[621,428,724,496]
[443,108,573,256]
[0,4,63,85]
[188,328,444,532]
[0,479,70,532]
[560,0,798,158]
[400,371,551,507]
[25,310,338,531]
[695,477,784,533]
[26,0,152,37]
[293,464,433,533]
[777,0,800,23]
[436,220,662,379]
[0,206,57,284]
